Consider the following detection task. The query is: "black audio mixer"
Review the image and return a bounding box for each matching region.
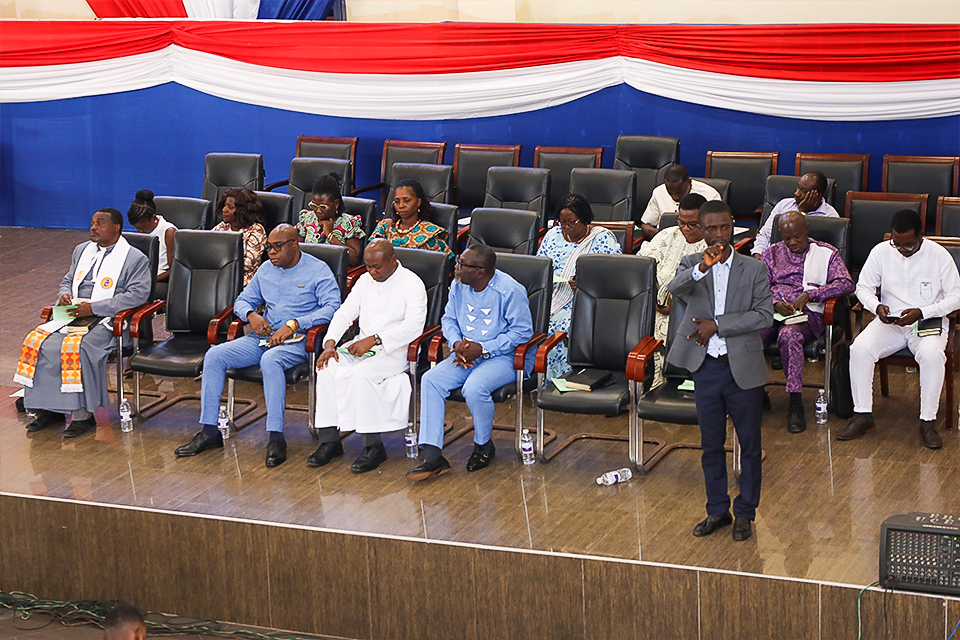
[880,512,960,596]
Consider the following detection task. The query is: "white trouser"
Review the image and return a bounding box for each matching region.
[850,319,948,421]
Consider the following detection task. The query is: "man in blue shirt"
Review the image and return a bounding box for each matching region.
[407,244,533,480]
[174,224,341,467]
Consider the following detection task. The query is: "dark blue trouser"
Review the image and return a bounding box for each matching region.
[690,355,763,521]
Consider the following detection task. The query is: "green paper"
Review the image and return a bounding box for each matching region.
[52,305,77,322]
[678,379,695,392]
[773,310,804,322]
[337,344,382,358]
[551,377,576,392]
[553,274,568,284]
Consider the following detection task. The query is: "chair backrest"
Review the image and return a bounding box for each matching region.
[769,215,851,265]
[613,135,680,218]
[466,208,540,255]
[760,175,837,229]
[394,247,451,328]
[484,166,551,230]
[381,140,447,208]
[428,203,459,253]
[387,163,454,207]
[846,191,927,272]
[295,135,358,184]
[936,196,960,237]
[453,143,521,210]
[166,230,244,335]
[705,151,778,221]
[153,196,213,231]
[568,168,636,222]
[122,232,160,302]
[695,177,731,204]
[342,196,380,244]
[567,254,656,371]
[883,155,960,228]
[253,191,293,234]
[201,153,264,204]
[534,146,603,216]
[659,213,679,230]
[299,243,349,302]
[492,254,553,335]
[288,157,353,214]
[795,153,869,217]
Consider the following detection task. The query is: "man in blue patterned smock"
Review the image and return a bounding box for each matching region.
[407,244,533,480]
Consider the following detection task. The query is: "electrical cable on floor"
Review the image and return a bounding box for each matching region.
[856,580,879,640]
[948,615,960,640]
[0,592,321,639]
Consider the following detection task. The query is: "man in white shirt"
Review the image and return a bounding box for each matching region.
[641,165,721,240]
[752,172,837,257]
[840,209,960,449]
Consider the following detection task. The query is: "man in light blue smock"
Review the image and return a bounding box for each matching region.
[407,244,533,480]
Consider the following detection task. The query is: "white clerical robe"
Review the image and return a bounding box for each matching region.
[314,264,428,433]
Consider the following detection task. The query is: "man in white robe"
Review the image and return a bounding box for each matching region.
[17,208,151,437]
[311,239,428,472]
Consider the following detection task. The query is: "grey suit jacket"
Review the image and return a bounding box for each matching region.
[665,250,773,389]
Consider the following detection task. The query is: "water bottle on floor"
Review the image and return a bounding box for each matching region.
[405,426,418,458]
[520,429,535,465]
[119,398,133,433]
[218,406,230,440]
[597,468,632,486]
[815,389,828,425]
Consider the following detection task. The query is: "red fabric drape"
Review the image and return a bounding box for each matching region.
[1,21,957,82]
[86,1,187,18]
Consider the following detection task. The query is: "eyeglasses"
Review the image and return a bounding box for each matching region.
[307,202,334,213]
[265,239,295,253]
[557,218,582,229]
[456,257,484,270]
[677,220,700,230]
[890,236,921,255]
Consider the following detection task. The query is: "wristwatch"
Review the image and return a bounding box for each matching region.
[481,346,491,360]
[285,319,298,332]
[373,334,382,346]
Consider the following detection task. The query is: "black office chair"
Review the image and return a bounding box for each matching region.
[253,191,294,234]
[534,146,602,216]
[796,153,869,217]
[342,196,380,248]
[428,203,459,253]
[223,244,349,433]
[127,230,246,422]
[846,191,928,274]
[453,143,521,211]
[705,151,778,223]
[759,175,837,230]
[277,157,353,215]
[386,163,454,206]
[154,196,213,230]
[535,255,665,472]
[201,153,264,204]
[883,155,960,229]
[484,166,551,231]
[353,139,446,210]
[431,253,554,457]
[613,135,680,220]
[696,177,731,204]
[936,197,960,237]
[465,208,540,255]
[295,135,358,184]
[568,168,636,222]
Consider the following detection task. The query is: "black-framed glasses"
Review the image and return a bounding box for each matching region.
[265,239,295,253]
[456,257,484,270]
[677,220,700,230]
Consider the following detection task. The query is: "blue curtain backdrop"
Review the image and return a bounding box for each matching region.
[256,0,333,20]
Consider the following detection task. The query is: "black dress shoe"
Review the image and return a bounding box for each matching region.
[465,441,495,472]
[732,517,753,541]
[351,443,387,473]
[175,431,223,457]
[25,410,65,433]
[787,403,807,433]
[692,512,733,537]
[15,397,25,413]
[307,440,344,467]
[771,356,782,370]
[63,417,96,438]
[406,456,451,481]
[265,439,287,468]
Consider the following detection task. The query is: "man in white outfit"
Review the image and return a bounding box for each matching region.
[311,239,428,472]
[640,164,721,240]
[840,209,960,449]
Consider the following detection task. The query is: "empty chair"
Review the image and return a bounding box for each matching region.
[354,139,446,209]
[846,192,927,273]
[295,135,358,184]
[429,203,459,254]
[568,168,636,222]
[342,196,380,246]
[254,191,294,234]
[705,151,778,222]
[936,197,960,237]
[795,153,869,216]
[387,163,454,205]
[201,153,264,204]
[695,177,731,204]
[613,135,680,219]
[466,208,540,255]
[534,146,602,216]
[453,143,521,211]
[284,158,353,214]
[483,166,551,230]
[883,155,960,228]
[154,196,213,231]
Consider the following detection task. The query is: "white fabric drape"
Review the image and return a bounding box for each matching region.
[182,0,259,19]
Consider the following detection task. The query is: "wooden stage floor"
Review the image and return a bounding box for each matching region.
[2,227,958,590]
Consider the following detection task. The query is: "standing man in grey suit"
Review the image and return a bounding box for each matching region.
[667,201,773,541]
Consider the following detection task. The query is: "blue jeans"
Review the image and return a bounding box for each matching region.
[200,333,307,433]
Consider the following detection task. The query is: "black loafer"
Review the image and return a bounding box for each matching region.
[307,440,344,467]
[351,443,387,473]
[732,517,753,541]
[787,404,807,433]
[406,456,451,481]
[265,439,287,468]
[62,417,96,438]
[692,512,733,537]
[15,397,25,413]
[175,431,224,457]
[25,410,65,433]
[465,441,495,472]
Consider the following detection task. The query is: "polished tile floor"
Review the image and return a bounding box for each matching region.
[2,227,958,592]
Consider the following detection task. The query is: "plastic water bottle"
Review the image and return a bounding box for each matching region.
[520,429,535,465]
[218,406,230,440]
[597,468,633,486]
[119,398,133,433]
[815,389,828,425]
[405,426,418,458]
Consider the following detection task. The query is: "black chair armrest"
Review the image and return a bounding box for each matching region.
[533,332,567,375]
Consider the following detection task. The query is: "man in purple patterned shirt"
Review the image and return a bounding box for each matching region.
[760,212,854,433]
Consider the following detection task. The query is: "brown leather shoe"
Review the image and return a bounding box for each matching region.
[920,421,942,450]
[836,413,876,441]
